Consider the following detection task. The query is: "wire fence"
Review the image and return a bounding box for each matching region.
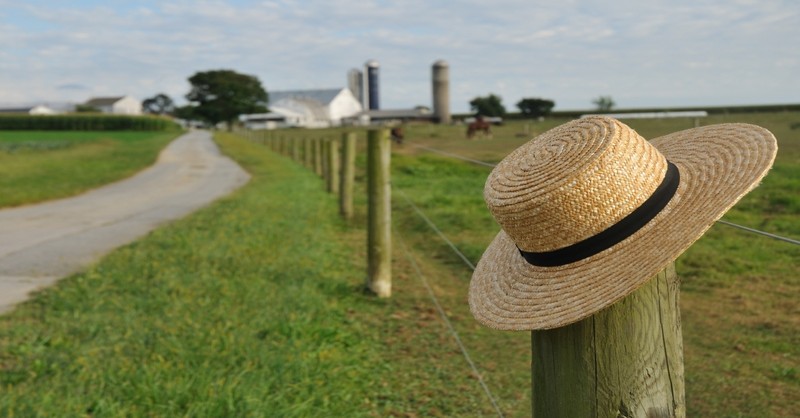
[405,141,800,247]
[394,227,505,418]
[245,130,795,416]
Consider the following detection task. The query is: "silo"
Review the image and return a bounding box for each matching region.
[348,68,363,105]
[432,60,450,124]
[365,60,380,110]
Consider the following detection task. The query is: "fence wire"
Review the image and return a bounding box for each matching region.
[406,141,799,247]
[394,227,505,418]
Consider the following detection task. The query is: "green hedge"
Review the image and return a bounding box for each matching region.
[0,115,180,131]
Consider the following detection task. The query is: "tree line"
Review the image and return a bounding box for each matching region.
[143,69,616,127]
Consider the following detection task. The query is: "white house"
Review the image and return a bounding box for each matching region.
[84,96,142,115]
[245,88,362,129]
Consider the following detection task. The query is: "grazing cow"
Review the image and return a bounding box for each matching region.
[391,126,405,144]
[467,115,492,139]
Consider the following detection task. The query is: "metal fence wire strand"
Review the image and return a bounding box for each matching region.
[405,141,800,247]
[395,187,477,271]
[394,228,506,418]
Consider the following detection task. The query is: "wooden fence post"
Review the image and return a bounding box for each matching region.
[326,138,340,194]
[340,132,356,220]
[321,138,330,184]
[314,138,323,177]
[367,129,391,297]
[292,137,300,162]
[531,262,685,418]
[304,138,312,168]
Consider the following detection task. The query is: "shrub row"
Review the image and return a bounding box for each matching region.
[0,115,180,131]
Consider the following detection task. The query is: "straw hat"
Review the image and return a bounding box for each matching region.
[469,116,777,330]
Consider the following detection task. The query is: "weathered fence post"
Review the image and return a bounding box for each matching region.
[367,129,391,297]
[304,138,312,168]
[321,138,330,184]
[326,138,340,194]
[292,137,300,162]
[531,262,685,418]
[314,138,323,176]
[340,132,356,220]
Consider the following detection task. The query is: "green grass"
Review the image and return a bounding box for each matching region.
[1,112,797,417]
[0,133,518,417]
[388,113,800,417]
[0,131,178,208]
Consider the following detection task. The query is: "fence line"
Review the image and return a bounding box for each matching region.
[717,220,800,245]
[406,141,800,247]
[395,187,477,271]
[406,143,498,168]
[394,228,505,418]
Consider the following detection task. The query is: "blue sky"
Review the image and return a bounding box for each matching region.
[0,0,797,112]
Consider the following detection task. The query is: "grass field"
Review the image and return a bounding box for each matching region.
[0,113,797,417]
[0,131,178,208]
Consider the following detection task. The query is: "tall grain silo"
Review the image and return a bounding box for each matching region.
[365,60,380,110]
[347,68,363,105]
[432,60,450,124]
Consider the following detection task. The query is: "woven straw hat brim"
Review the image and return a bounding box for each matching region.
[469,123,777,330]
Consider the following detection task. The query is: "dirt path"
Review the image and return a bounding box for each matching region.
[0,130,250,314]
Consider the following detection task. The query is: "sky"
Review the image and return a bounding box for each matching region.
[0,0,797,113]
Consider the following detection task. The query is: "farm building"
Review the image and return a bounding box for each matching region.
[0,104,59,115]
[83,96,142,115]
[243,88,362,129]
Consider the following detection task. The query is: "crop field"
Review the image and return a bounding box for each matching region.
[0,112,796,417]
[0,131,177,208]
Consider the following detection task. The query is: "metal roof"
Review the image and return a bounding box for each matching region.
[268,89,345,107]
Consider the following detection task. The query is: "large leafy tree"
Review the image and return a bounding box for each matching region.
[516,97,555,118]
[142,93,175,115]
[469,94,506,117]
[185,69,268,129]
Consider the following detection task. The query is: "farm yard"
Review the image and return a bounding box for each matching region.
[0,112,798,417]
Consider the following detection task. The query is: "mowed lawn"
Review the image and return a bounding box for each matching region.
[0,131,177,208]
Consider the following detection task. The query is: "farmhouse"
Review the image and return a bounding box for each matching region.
[84,96,142,115]
[244,88,362,129]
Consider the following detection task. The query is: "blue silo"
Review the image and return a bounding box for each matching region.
[365,60,380,110]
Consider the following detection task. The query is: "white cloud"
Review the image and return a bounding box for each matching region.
[0,0,797,111]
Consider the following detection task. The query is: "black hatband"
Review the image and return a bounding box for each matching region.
[517,162,680,267]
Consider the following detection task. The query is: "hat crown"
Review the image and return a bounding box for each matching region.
[485,117,668,253]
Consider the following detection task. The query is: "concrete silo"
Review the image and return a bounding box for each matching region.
[365,60,380,110]
[432,60,450,124]
[348,68,363,105]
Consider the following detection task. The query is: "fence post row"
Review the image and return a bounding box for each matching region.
[340,132,356,220]
[366,129,392,298]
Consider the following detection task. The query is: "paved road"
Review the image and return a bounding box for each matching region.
[0,130,250,314]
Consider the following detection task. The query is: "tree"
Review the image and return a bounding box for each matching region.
[516,97,555,118]
[592,95,615,112]
[142,93,175,115]
[469,94,506,117]
[185,69,268,129]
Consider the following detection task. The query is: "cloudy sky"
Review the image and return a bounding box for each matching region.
[0,0,797,112]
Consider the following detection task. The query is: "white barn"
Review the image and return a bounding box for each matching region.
[244,88,362,129]
[84,96,142,115]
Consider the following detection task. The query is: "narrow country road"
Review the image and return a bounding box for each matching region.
[0,130,250,314]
